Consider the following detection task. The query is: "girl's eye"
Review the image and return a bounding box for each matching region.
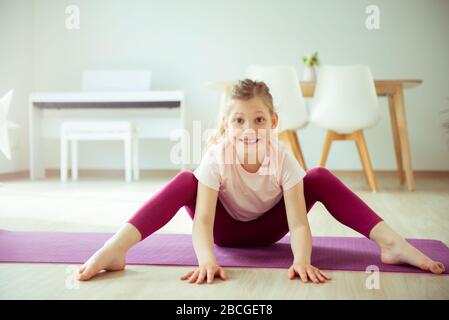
[255,117,265,124]
[233,118,244,124]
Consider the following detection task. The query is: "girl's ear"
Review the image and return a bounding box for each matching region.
[271,112,279,129]
[222,116,227,129]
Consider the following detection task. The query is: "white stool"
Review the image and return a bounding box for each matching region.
[60,121,139,182]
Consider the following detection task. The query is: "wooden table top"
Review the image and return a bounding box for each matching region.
[300,79,422,97]
[207,79,423,97]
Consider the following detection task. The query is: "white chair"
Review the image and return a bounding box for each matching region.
[245,65,309,170]
[60,121,139,182]
[309,65,381,192]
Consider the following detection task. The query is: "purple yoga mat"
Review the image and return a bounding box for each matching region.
[0,229,448,274]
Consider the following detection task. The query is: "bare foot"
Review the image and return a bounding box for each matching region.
[78,244,126,281]
[380,237,446,274]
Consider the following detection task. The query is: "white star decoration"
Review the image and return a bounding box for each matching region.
[0,90,19,160]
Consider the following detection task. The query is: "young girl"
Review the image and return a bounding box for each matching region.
[78,79,445,284]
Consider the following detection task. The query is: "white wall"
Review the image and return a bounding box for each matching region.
[0,0,33,174]
[1,0,449,173]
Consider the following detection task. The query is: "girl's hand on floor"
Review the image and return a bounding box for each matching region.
[288,263,331,284]
[180,262,228,284]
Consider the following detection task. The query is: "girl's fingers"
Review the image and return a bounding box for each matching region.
[196,268,207,284]
[187,270,198,283]
[183,266,227,284]
[288,266,296,280]
[319,270,332,280]
[295,266,308,283]
[315,269,326,283]
[306,268,319,284]
[219,268,227,280]
[188,270,199,283]
[180,270,194,280]
[288,265,330,283]
[206,269,215,284]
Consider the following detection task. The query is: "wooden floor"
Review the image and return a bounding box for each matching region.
[0,170,448,300]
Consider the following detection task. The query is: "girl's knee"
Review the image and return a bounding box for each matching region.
[306,166,333,180]
[170,170,198,203]
[177,169,195,178]
[173,170,197,185]
[304,167,335,190]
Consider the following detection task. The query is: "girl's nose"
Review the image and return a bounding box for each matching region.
[242,127,257,138]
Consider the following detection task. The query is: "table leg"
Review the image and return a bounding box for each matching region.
[180,98,188,170]
[29,103,45,179]
[393,87,415,191]
[388,95,405,185]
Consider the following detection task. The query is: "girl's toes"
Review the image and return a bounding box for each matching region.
[78,269,89,281]
[428,261,445,274]
[78,265,99,281]
[78,270,85,281]
[435,262,445,273]
[78,270,93,281]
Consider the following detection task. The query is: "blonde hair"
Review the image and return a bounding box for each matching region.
[205,78,276,150]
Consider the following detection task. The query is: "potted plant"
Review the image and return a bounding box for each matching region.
[302,52,320,81]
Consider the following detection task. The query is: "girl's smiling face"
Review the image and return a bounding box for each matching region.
[224,96,278,163]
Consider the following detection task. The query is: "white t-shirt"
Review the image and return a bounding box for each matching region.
[193,136,307,221]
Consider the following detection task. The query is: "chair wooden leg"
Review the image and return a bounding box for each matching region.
[318,130,377,192]
[278,130,307,170]
[355,137,370,187]
[287,130,307,171]
[354,130,377,192]
[388,95,405,185]
[393,88,415,191]
[319,130,334,167]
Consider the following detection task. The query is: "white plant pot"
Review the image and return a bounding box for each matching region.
[302,66,316,81]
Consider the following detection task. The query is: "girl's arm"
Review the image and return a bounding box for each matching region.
[192,181,219,264]
[284,180,331,283]
[284,180,312,264]
[181,181,228,284]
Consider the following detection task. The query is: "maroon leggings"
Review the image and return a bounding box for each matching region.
[128,167,383,247]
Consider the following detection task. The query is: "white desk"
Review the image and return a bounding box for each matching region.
[29,91,187,179]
